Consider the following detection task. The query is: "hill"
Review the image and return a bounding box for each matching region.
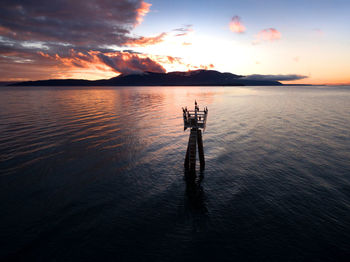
[10,70,283,86]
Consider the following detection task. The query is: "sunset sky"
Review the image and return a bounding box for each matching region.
[0,0,349,84]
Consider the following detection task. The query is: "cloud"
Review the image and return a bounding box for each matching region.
[253,28,281,44]
[97,52,165,75]
[124,32,167,47]
[0,0,150,46]
[0,1,215,80]
[229,16,246,33]
[200,64,214,70]
[173,25,194,37]
[39,49,166,75]
[242,74,307,81]
[0,0,174,80]
[135,2,152,25]
[167,56,176,63]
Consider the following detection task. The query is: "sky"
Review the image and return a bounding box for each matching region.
[0,0,349,84]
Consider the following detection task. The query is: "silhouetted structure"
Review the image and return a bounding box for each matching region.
[183,101,208,173]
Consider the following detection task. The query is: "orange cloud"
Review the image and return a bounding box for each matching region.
[229,16,246,33]
[253,28,281,44]
[124,32,167,47]
[167,56,175,63]
[136,2,151,25]
[199,64,214,70]
[36,49,217,80]
[141,54,214,73]
[38,49,166,75]
[97,52,165,74]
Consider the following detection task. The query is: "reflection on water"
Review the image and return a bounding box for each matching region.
[1,85,350,261]
[184,170,208,232]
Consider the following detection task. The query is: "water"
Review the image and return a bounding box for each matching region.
[1,85,350,261]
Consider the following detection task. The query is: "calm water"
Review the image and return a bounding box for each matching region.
[1,85,350,261]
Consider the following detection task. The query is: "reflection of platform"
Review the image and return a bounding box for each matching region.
[184,171,208,232]
[182,101,208,173]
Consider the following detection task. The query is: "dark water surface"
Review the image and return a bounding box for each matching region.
[1,85,350,261]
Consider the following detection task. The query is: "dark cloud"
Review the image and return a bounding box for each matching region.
[0,0,172,79]
[243,74,308,81]
[0,0,148,46]
[122,49,142,54]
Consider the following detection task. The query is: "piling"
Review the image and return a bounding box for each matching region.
[197,129,205,170]
[182,101,208,174]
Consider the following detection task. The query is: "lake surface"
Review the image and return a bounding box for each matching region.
[1,85,350,261]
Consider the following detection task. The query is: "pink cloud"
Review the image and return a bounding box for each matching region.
[253,28,281,44]
[136,2,152,25]
[229,16,246,33]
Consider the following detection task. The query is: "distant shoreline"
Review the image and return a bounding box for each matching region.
[8,70,285,87]
[5,70,344,87]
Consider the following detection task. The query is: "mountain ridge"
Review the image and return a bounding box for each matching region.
[9,70,283,86]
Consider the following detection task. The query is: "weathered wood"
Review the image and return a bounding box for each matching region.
[183,101,208,173]
[184,139,190,168]
[188,128,197,173]
[197,129,205,170]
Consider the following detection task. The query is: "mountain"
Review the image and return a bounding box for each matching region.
[9,70,283,86]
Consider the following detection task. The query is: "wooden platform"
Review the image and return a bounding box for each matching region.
[183,102,207,173]
[183,109,208,131]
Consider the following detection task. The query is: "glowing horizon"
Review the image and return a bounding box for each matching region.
[0,0,349,85]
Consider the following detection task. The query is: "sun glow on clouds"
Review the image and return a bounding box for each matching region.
[229,16,246,33]
[119,25,218,72]
[37,50,116,79]
[124,32,167,47]
[38,49,168,76]
[0,0,161,81]
[1,0,349,85]
[134,31,256,74]
[136,2,152,25]
[35,30,219,79]
[0,0,217,80]
[253,28,281,44]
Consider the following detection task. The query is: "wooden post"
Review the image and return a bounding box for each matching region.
[183,102,207,173]
[188,128,197,173]
[184,139,190,168]
[197,129,205,170]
